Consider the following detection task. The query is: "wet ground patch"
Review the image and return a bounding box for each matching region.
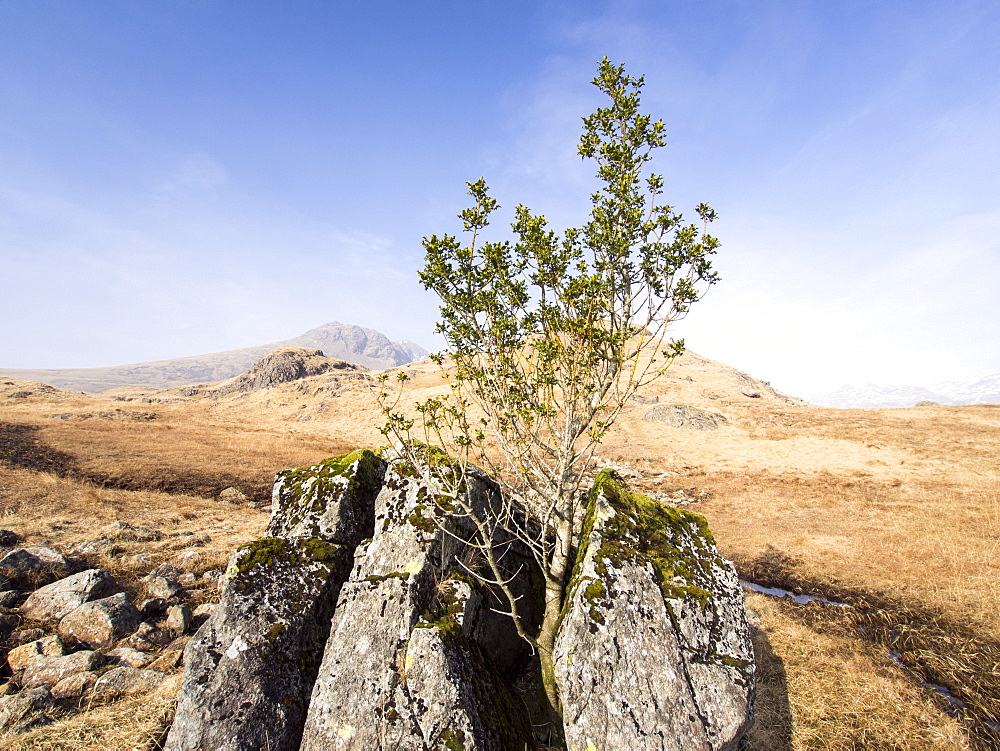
[740,546,1000,748]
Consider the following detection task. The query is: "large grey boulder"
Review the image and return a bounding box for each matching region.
[20,568,116,622]
[165,449,385,751]
[57,592,143,649]
[267,449,386,542]
[299,459,534,750]
[554,471,754,751]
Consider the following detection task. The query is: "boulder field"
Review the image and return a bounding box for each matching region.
[166,450,755,750]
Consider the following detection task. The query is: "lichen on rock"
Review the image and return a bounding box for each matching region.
[267,449,385,543]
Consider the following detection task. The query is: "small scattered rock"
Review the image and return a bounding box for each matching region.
[21,568,116,622]
[631,394,660,404]
[151,563,182,579]
[7,635,65,673]
[176,573,197,586]
[192,603,215,618]
[90,666,167,700]
[0,590,20,607]
[107,646,153,668]
[174,550,203,571]
[165,604,192,636]
[69,538,123,556]
[22,650,104,689]
[58,593,143,649]
[50,670,98,700]
[10,628,45,644]
[120,553,152,570]
[147,649,184,672]
[172,532,211,549]
[0,686,53,733]
[106,521,163,542]
[201,570,223,589]
[143,575,183,601]
[140,598,170,619]
[125,621,173,650]
[0,530,22,548]
[0,546,70,588]
[218,487,248,504]
[741,388,762,398]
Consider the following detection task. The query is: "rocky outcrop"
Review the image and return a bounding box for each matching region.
[167,453,753,750]
[554,471,754,750]
[643,404,728,430]
[164,450,386,751]
[214,347,362,396]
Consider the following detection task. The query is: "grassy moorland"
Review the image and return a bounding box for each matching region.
[0,351,997,749]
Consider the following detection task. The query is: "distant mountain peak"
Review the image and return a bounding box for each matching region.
[0,322,429,393]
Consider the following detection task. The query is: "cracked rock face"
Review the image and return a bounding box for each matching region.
[299,461,534,750]
[554,471,754,751]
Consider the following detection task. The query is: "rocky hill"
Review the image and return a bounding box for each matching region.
[0,323,427,394]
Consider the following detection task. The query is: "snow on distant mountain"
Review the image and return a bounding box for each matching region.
[938,372,1000,406]
[809,383,951,409]
[811,371,1000,408]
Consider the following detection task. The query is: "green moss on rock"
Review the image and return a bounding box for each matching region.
[566,470,723,624]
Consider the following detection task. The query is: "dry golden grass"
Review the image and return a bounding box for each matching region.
[0,675,181,750]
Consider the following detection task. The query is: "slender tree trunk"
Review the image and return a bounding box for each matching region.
[535,516,574,747]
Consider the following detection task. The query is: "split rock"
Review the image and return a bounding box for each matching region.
[164,538,356,751]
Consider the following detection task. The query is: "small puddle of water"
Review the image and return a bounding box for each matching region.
[740,580,849,607]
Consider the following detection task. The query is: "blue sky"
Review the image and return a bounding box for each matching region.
[2,0,998,396]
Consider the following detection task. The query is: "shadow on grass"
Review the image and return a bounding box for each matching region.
[744,623,793,750]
